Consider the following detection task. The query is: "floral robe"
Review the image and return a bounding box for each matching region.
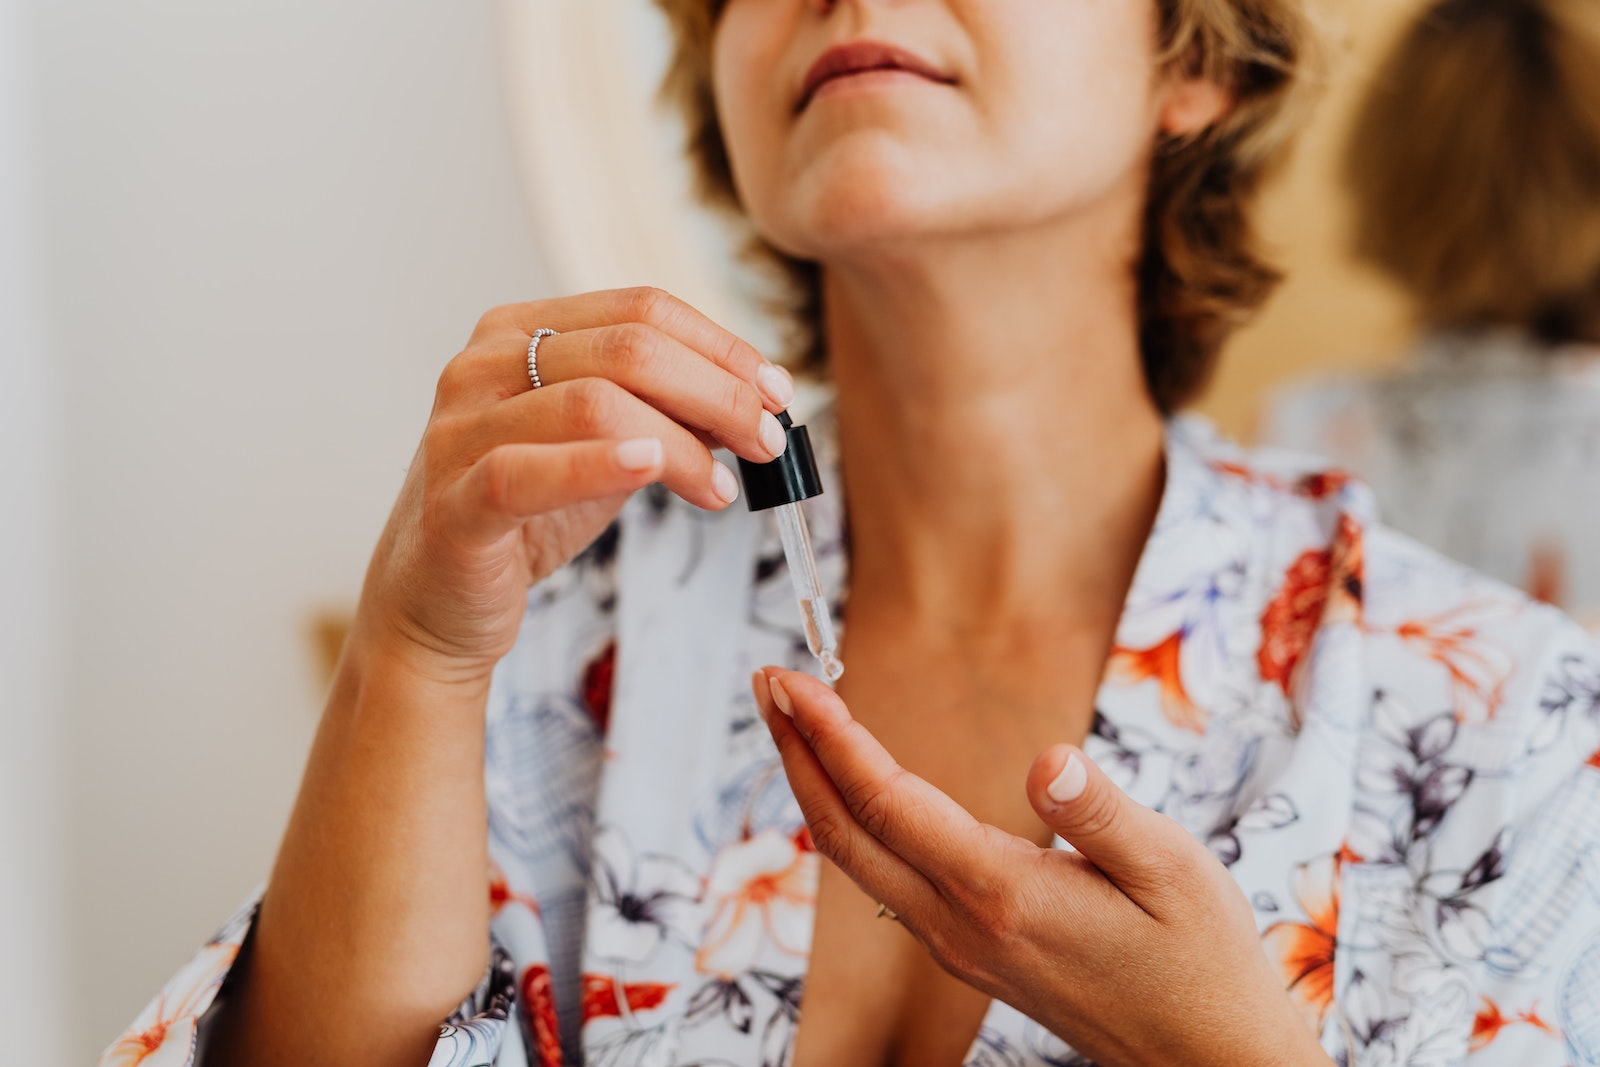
[104,412,1600,1067]
[1264,329,1600,631]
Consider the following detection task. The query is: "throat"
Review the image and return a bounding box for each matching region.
[833,391,1167,629]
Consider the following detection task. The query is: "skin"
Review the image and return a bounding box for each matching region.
[207,291,797,1065]
[710,5,1327,1063]
[206,0,1332,1064]
[754,669,1331,1067]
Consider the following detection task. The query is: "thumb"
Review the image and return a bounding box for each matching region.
[1027,744,1198,910]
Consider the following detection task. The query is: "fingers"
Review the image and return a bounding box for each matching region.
[753,670,945,930]
[444,438,665,542]
[528,324,788,464]
[1026,744,1203,918]
[478,379,741,511]
[761,670,1006,900]
[471,288,795,412]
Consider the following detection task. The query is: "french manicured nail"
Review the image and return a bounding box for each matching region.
[757,363,795,408]
[768,675,795,718]
[711,461,740,505]
[758,412,788,458]
[1047,754,1087,804]
[615,437,663,472]
[752,671,769,723]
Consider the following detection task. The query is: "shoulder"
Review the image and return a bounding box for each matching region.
[1176,416,1599,746]
[1179,412,1590,652]
[1194,419,1600,850]
[1168,413,1375,601]
[1356,500,1598,760]
[1352,521,1600,861]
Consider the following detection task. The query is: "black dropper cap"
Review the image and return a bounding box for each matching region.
[737,410,823,512]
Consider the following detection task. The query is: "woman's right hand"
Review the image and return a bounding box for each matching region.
[207,287,793,1066]
[355,286,795,687]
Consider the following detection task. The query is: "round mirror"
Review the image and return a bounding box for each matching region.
[496,0,783,356]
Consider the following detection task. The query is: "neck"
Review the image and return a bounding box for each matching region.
[824,203,1166,633]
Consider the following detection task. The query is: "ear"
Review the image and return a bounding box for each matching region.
[1158,75,1234,138]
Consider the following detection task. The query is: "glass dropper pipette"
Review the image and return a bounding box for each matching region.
[737,410,844,680]
[773,496,843,680]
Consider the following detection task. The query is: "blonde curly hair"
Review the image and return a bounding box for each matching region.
[655,0,1321,413]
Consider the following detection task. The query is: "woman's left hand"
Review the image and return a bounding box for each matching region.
[753,668,1333,1067]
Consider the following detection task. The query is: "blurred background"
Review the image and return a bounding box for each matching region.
[0,0,1584,1060]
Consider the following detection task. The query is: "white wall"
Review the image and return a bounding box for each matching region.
[20,2,549,1059]
[0,0,65,1061]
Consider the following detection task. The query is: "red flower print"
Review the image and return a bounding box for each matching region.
[1208,459,1352,501]
[580,973,674,1023]
[1388,601,1515,722]
[1294,470,1353,500]
[582,641,617,734]
[489,860,539,917]
[1109,631,1206,732]
[1470,995,1560,1051]
[100,942,237,1067]
[1258,516,1364,704]
[1588,748,1600,770]
[1328,513,1365,623]
[1261,853,1341,1032]
[1259,548,1331,699]
[696,829,818,978]
[102,1013,192,1067]
[521,965,565,1067]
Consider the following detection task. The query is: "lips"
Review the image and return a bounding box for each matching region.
[797,41,954,112]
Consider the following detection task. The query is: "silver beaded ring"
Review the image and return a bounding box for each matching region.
[527,328,558,389]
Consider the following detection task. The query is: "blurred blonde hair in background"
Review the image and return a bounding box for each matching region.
[1344,0,1600,346]
[1264,0,1600,629]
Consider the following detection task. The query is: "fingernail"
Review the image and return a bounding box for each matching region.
[768,675,795,718]
[752,670,769,723]
[757,363,795,408]
[711,461,740,505]
[1047,754,1088,804]
[758,412,788,458]
[615,437,663,472]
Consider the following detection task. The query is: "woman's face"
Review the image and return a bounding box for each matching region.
[712,0,1186,262]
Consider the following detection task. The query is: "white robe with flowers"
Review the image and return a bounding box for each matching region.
[104,412,1600,1067]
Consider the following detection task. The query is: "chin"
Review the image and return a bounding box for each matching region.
[766,137,956,258]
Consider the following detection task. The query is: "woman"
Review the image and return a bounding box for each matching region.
[1265,0,1600,630]
[105,1,1600,1065]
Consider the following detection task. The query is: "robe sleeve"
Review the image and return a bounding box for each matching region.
[97,892,521,1067]
[1464,773,1600,1063]
[1464,629,1600,1065]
